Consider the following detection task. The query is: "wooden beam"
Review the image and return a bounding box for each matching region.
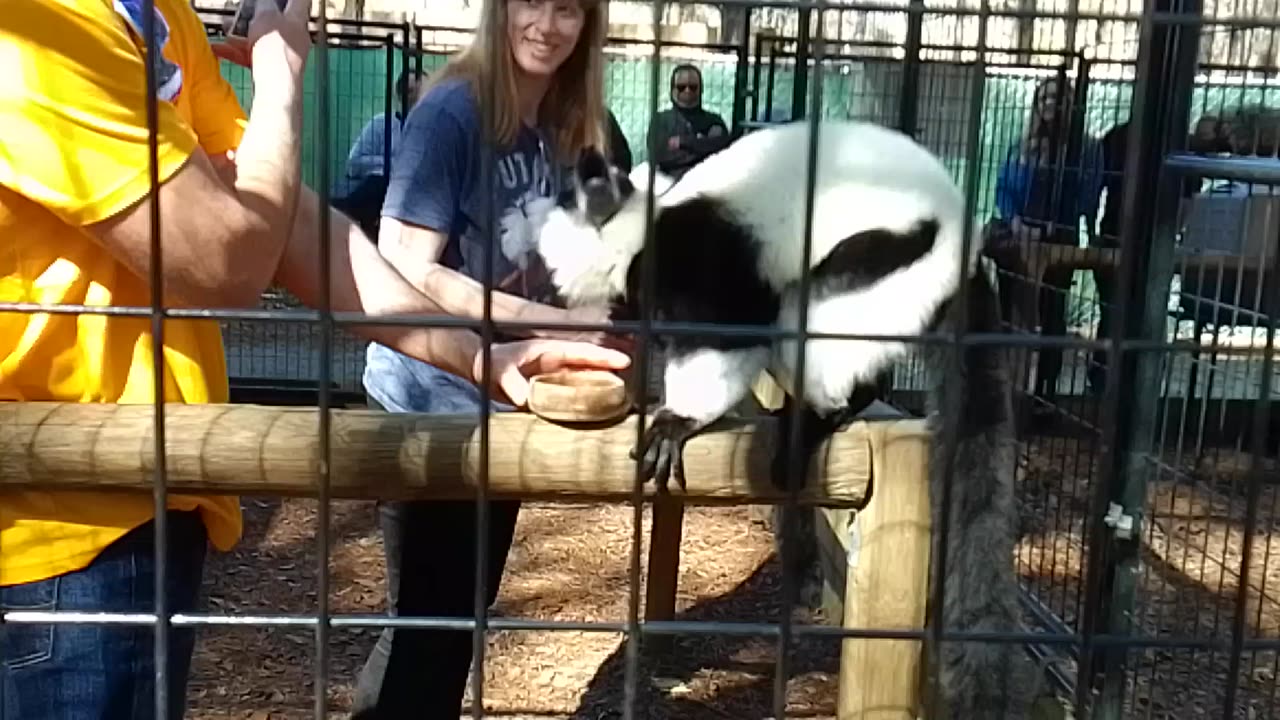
[799,400,933,718]
[643,494,685,652]
[0,401,883,506]
[751,370,786,411]
[836,419,933,719]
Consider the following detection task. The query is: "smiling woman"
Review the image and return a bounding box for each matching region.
[509,0,587,83]
[351,0,618,716]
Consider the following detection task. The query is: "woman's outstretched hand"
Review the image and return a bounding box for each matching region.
[522,303,636,356]
[478,339,632,408]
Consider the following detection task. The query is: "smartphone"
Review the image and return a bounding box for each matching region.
[227,0,288,38]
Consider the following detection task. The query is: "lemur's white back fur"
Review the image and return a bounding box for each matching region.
[537,120,984,413]
[667,121,973,287]
[540,121,977,299]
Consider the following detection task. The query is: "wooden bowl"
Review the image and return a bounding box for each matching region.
[527,369,630,423]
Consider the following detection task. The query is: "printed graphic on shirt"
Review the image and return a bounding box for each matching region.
[113,0,183,102]
[487,140,560,301]
[496,147,555,269]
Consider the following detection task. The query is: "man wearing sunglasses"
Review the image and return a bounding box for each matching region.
[647,64,731,180]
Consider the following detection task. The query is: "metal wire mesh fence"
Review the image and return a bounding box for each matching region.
[7,0,1280,717]
[874,1,1280,717]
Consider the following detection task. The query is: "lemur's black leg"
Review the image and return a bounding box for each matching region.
[769,384,879,493]
[768,384,879,612]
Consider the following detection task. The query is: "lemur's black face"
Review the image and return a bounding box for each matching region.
[557,147,635,228]
[536,147,656,309]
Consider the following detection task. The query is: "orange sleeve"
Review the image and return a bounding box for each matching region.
[0,0,199,227]
[167,0,249,154]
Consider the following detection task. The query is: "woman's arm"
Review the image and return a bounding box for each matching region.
[378,96,610,341]
[274,183,628,406]
[378,216,608,338]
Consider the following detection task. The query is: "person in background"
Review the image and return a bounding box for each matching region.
[993,74,1103,412]
[349,0,624,715]
[1086,113,1234,394]
[1088,117,1130,395]
[0,0,628,717]
[647,63,731,179]
[333,65,426,237]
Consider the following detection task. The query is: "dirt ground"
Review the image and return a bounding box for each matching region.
[1015,431,1280,719]
[180,409,1280,719]
[185,500,843,719]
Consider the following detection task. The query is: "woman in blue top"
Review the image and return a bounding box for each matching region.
[352,0,619,715]
[993,74,1102,408]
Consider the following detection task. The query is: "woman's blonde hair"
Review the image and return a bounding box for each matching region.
[421,0,609,164]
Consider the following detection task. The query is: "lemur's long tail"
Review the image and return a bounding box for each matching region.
[925,259,1039,718]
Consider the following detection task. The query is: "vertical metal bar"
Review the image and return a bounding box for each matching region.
[471,1,502,714]
[1033,55,1087,395]
[1040,63,1070,254]
[898,0,924,139]
[730,6,752,134]
[384,35,394,185]
[764,39,777,122]
[141,0,170,716]
[1057,56,1090,234]
[1063,0,1081,57]
[399,17,412,156]
[315,3,334,718]
[750,31,764,121]
[1013,0,1034,66]
[401,19,412,105]
[1240,21,1280,704]
[924,0,988,710]
[1222,194,1280,718]
[625,3,666,718]
[876,0,928,403]
[773,8,827,718]
[1076,0,1202,715]
[1104,14,1200,720]
[790,7,811,121]
[415,25,424,78]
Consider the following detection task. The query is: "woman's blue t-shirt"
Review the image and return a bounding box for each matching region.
[993,137,1104,241]
[363,77,567,414]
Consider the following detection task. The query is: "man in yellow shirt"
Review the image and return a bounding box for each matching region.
[0,0,628,716]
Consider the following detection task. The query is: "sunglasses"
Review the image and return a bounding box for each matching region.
[675,83,700,92]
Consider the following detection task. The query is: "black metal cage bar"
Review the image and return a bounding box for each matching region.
[7,0,1280,718]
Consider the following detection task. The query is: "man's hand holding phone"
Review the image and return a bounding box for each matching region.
[213,0,311,74]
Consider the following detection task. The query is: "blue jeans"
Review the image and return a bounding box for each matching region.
[0,510,209,720]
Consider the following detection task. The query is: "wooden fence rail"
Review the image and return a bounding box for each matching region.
[0,401,886,506]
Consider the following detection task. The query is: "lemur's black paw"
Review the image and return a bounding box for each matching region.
[630,410,699,492]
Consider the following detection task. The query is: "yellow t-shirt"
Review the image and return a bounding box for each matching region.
[0,0,251,586]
